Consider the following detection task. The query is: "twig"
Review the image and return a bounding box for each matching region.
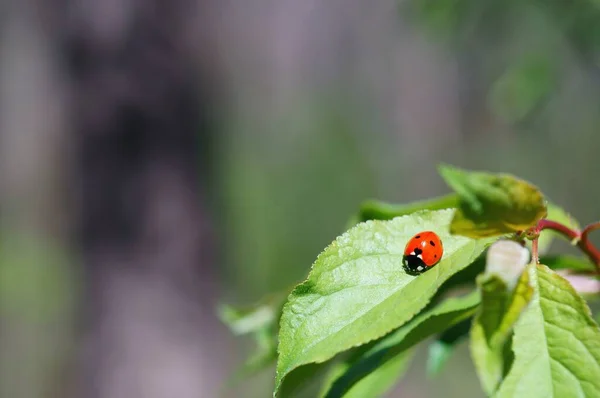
[531,237,540,265]
[536,219,600,272]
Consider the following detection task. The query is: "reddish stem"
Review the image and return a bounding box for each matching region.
[531,237,540,265]
[536,219,600,272]
[582,221,600,243]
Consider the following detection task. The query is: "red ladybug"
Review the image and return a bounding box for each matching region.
[402,231,444,275]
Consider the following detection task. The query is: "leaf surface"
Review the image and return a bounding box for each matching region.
[275,209,494,395]
[438,165,547,238]
[497,264,600,397]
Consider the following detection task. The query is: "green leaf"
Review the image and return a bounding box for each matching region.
[219,299,280,336]
[275,209,494,396]
[219,290,288,376]
[356,194,459,222]
[426,318,472,377]
[278,362,332,398]
[537,202,580,255]
[540,255,600,299]
[424,255,487,378]
[489,55,556,124]
[497,264,600,397]
[320,348,415,398]
[435,254,486,292]
[557,273,600,299]
[427,341,454,377]
[240,328,277,374]
[322,290,480,397]
[470,270,534,395]
[542,255,596,273]
[421,253,487,377]
[438,165,547,238]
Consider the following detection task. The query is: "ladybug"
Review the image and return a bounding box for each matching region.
[402,231,444,275]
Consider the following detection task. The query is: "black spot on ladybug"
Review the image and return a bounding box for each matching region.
[434,254,437,258]
[415,235,420,239]
[413,247,423,255]
[430,240,435,246]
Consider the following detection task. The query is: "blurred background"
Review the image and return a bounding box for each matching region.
[1,0,599,397]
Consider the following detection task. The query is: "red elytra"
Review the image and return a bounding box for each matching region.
[402,231,444,275]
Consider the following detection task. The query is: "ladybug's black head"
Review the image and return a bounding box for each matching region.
[402,254,428,275]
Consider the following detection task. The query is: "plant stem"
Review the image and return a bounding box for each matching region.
[537,219,600,271]
[582,221,600,243]
[531,237,539,264]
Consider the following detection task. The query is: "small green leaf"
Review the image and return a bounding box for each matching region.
[219,290,288,376]
[497,264,600,397]
[537,202,580,255]
[427,341,454,377]
[320,348,415,398]
[278,362,332,398]
[469,239,532,393]
[438,165,547,238]
[426,318,472,377]
[240,328,277,374]
[470,270,534,395]
[356,194,459,222]
[219,301,279,336]
[275,209,494,396]
[322,290,480,397]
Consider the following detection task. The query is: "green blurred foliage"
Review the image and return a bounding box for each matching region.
[489,55,556,124]
[217,97,377,299]
[0,230,77,398]
[216,0,600,396]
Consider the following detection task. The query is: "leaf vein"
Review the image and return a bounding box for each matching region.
[543,321,600,377]
[549,357,585,398]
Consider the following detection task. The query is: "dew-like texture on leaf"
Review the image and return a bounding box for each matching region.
[497,264,600,398]
[275,209,494,395]
[438,165,547,238]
